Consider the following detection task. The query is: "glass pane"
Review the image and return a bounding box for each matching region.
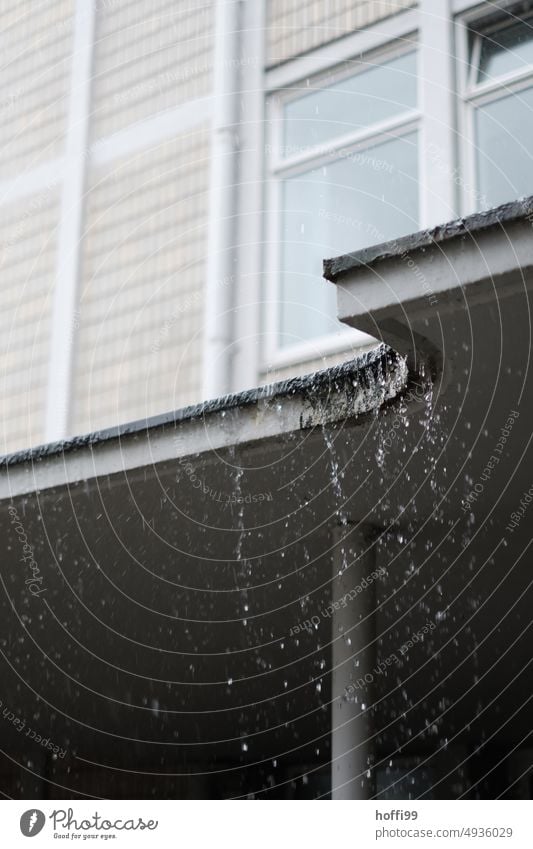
[283,52,417,155]
[477,18,533,82]
[476,86,533,209]
[279,132,419,348]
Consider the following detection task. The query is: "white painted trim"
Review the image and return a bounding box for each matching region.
[464,65,533,102]
[263,328,376,373]
[455,15,476,213]
[45,0,95,442]
[265,38,421,366]
[0,158,65,206]
[265,7,419,91]
[265,117,420,361]
[263,143,283,369]
[468,23,483,87]
[452,0,486,12]
[231,0,267,394]
[456,3,533,214]
[419,0,458,226]
[271,111,421,176]
[452,0,517,16]
[0,99,211,212]
[270,38,417,109]
[90,97,212,168]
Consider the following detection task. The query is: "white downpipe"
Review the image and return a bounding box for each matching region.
[202,0,241,400]
[45,0,95,442]
[419,0,457,227]
[331,524,377,799]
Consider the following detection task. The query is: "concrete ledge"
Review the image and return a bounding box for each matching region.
[0,345,406,499]
[324,196,533,282]
[323,196,533,364]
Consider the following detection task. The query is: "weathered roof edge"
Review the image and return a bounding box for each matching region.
[323,196,533,282]
[1,344,400,469]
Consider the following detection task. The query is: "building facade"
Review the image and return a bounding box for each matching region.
[1,196,532,799]
[2,0,533,454]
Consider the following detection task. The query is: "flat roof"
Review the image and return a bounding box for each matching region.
[323,196,533,282]
[0,345,408,498]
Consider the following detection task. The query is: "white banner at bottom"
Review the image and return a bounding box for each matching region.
[3,800,532,848]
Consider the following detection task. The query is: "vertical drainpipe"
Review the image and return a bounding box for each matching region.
[419,0,456,227]
[331,524,377,799]
[232,0,265,395]
[45,0,95,442]
[202,0,241,401]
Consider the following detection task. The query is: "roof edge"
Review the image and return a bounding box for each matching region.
[1,344,398,469]
[323,196,533,282]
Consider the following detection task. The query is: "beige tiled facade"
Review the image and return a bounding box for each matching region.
[72,128,210,433]
[1,0,214,453]
[90,0,214,140]
[266,0,416,65]
[0,190,59,452]
[0,0,73,180]
[2,0,425,454]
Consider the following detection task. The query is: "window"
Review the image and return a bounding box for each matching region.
[464,9,533,211]
[267,47,420,358]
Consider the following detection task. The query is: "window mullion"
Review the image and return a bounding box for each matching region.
[466,65,533,103]
[272,110,421,176]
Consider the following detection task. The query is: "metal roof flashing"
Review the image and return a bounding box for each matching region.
[323,197,533,282]
[5,198,532,500]
[0,345,408,500]
[323,196,533,371]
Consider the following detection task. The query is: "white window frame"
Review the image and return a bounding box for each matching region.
[263,37,420,371]
[234,0,467,391]
[457,1,533,214]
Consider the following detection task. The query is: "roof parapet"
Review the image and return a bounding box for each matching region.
[324,196,533,375]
